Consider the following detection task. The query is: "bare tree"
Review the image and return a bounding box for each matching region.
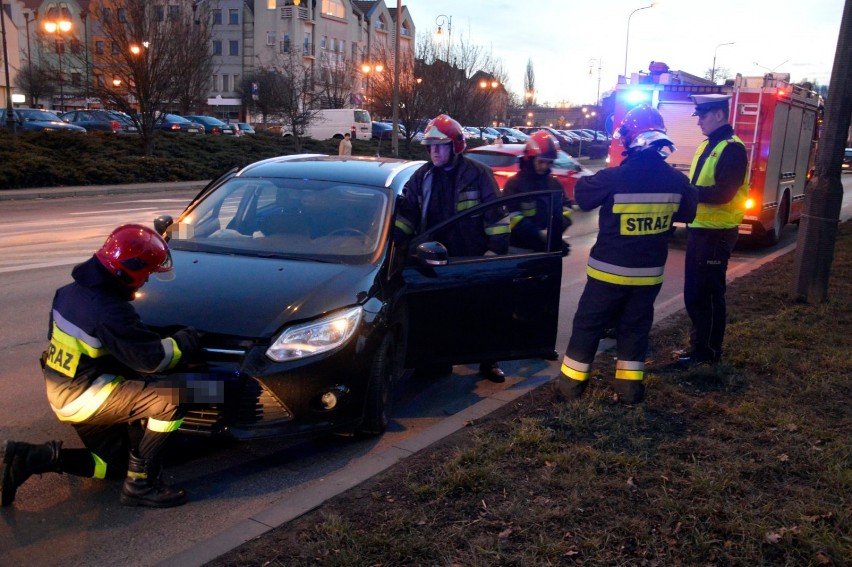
[315,50,358,110]
[524,59,536,106]
[13,62,53,107]
[267,49,318,152]
[74,1,213,155]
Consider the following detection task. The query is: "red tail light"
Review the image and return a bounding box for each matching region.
[110,121,121,131]
[212,127,221,135]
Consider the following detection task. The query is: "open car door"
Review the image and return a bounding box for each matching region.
[402,190,565,368]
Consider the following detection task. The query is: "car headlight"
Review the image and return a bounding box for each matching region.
[266,306,363,362]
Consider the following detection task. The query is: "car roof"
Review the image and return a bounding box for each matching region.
[466,144,525,156]
[236,155,427,189]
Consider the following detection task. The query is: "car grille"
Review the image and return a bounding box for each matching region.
[180,377,293,435]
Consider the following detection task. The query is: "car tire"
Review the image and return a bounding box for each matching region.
[762,192,789,246]
[356,330,403,437]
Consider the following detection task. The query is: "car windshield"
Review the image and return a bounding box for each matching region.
[19,109,62,121]
[167,178,389,264]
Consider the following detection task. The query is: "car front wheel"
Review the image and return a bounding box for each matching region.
[356,330,403,436]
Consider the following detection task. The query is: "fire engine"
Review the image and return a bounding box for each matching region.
[608,62,823,245]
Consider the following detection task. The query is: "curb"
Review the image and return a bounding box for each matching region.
[0,180,210,201]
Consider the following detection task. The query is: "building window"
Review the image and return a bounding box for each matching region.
[213,9,222,25]
[266,31,276,46]
[234,75,240,91]
[222,74,229,92]
[111,41,119,54]
[95,41,104,55]
[321,36,327,50]
[303,33,311,54]
[213,40,222,56]
[229,9,239,25]
[339,39,345,54]
[168,5,180,20]
[154,6,164,21]
[281,33,290,53]
[229,40,239,56]
[321,0,345,18]
[376,17,385,31]
[102,8,112,21]
[96,74,105,87]
[117,8,127,22]
[212,74,218,92]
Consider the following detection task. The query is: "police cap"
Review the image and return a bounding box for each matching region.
[691,93,731,116]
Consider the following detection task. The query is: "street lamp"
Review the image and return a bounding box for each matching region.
[1,1,16,133]
[589,58,602,106]
[624,3,655,79]
[711,42,734,83]
[361,63,383,114]
[44,17,73,112]
[435,14,451,62]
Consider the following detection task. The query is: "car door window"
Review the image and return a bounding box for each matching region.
[410,191,564,261]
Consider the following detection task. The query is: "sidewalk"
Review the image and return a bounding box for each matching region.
[0,180,210,201]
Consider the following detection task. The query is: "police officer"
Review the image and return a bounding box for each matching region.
[676,94,749,366]
[557,106,698,404]
[502,130,573,253]
[1,225,201,508]
[395,114,510,382]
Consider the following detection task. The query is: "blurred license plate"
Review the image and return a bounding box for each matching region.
[188,127,200,133]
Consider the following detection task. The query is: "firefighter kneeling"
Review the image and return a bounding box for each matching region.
[1,224,201,508]
[557,106,698,404]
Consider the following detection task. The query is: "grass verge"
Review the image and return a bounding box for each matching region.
[209,223,852,566]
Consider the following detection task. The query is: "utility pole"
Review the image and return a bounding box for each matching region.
[790,0,852,303]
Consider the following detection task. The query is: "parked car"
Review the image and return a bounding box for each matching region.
[464,143,591,202]
[232,122,256,135]
[495,127,530,142]
[184,115,237,135]
[372,121,395,140]
[135,155,565,439]
[522,126,576,153]
[378,120,406,136]
[464,126,497,143]
[59,109,139,134]
[0,108,87,133]
[151,113,205,134]
[843,148,852,173]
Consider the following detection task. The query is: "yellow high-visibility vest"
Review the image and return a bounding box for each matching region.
[688,136,748,229]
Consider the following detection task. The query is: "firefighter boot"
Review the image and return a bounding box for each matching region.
[555,376,588,401]
[613,380,645,405]
[120,452,187,508]
[1,440,63,507]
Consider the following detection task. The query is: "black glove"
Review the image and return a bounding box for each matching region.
[561,240,571,257]
[172,327,202,358]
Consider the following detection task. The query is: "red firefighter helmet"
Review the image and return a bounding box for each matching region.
[615,104,672,150]
[95,224,173,289]
[523,130,559,161]
[420,114,466,154]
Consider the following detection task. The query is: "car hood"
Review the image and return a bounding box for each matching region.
[134,250,380,338]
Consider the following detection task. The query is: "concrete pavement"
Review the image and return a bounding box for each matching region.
[0,180,210,201]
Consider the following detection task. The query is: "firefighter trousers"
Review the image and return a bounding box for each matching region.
[58,376,184,480]
[684,227,738,362]
[560,277,661,399]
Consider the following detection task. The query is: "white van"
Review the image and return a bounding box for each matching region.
[282,108,372,141]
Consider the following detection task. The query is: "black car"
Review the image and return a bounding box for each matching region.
[0,108,87,133]
[372,121,395,140]
[136,155,565,440]
[152,113,204,134]
[185,115,237,135]
[59,109,139,134]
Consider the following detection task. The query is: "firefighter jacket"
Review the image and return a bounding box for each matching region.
[43,256,186,423]
[575,148,698,286]
[395,154,509,256]
[688,124,749,229]
[503,158,573,232]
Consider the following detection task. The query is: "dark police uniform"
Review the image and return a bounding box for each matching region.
[683,96,749,365]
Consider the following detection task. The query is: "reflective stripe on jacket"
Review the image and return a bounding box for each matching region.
[574,149,698,286]
[688,136,749,228]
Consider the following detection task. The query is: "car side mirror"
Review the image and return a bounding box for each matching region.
[414,241,448,266]
[154,215,174,237]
